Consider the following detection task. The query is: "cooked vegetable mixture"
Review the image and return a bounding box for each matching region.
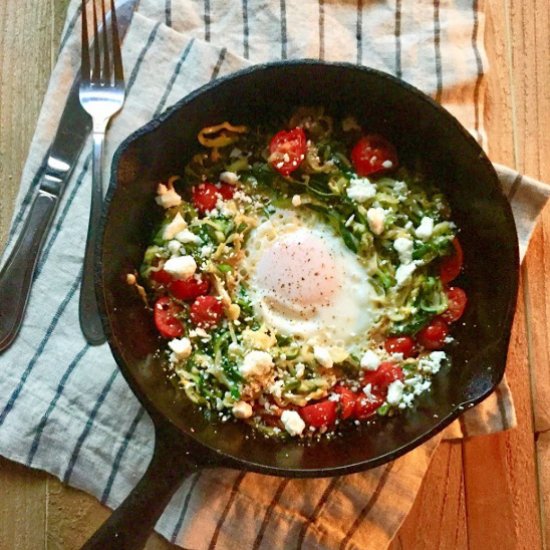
[138,108,467,438]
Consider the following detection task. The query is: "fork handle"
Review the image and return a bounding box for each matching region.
[0,191,58,352]
[79,130,107,345]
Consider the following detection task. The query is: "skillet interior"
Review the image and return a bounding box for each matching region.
[98,61,518,476]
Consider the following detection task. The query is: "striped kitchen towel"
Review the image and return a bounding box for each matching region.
[0,1,549,548]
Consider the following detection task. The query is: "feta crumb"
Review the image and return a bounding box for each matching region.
[386,380,405,405]
[360,350,381,371]
[363,383,377,402]
[175,229,202,244]
[415,217,434,240]
[395,262,416,286]
[281,410,305,436]
[366,207,386,235]
[163,212,187,240]
[295,362,305,378]
[232,401,253,419]
[394,237,414,264]
[346,177,377,203]
[382,160,394,169]
[163,255,197,280]
[393,180,408,194]
[269,380,284,398]
[167,240,182,255]
[155,183,182,209]
[228,342,242,355]
[168,337,192,360]
[291,194,302,207]
[219,171,240,184]
[314,345,333,369]
[240,350,274,378]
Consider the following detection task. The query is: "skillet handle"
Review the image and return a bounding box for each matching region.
[81,420,198,550]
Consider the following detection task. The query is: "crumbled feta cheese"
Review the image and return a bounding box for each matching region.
[386,380,405,405]
[168,337,192,360]
[382,160,394,169]
[241,350,274,378]
[360,350,381,371]
[418,351,447,374]
[291,194,302,207]
[395,262,416,286]
[155,183,182,209]
[393,180,408,194]
[200,245,214,258]
[346,177,376,203]
[163,212,187,240]
[281,410,305,436]
[314,345,333,369]
[363,383,377,402]
[232,401,253,419]
[295,362,305,378]
[394,237,413,264]
[167,240,182,255]
[366,207,386,235]
[175,229,202,244]
[228,342,242,355]
[163,255,197,280]
[269,380,284,398]
[415,217,434,240]
[219,171,239,184]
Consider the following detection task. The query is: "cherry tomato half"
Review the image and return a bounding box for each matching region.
[154,296,184,339]
[440,238,463,283]
[384,336,416,358]
[150,268,172,286]
[269,128,307,177]
[333,386,358,420]
[353,394,385,420]
[440,286,467,323]
[417,318,449,350]
[189,295,224,328]
[362,361,405,390]
[299,399,337,428]
[192,182,235,214]
[170,275,210,302]
[350,134,398,177]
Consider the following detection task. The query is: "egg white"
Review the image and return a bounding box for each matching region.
[241,209,381,349]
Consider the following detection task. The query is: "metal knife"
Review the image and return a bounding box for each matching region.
[0,0,138,352]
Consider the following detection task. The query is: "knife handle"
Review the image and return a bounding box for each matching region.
[0,191,57,352]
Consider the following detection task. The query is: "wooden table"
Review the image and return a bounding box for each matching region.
[1,1,548,548]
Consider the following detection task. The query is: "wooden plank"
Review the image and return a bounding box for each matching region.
[537,431,550,548]
[0,0,61,250]
[0,457,47,549]
[47,476,175,549]
[463,273,543,549]
[391,442,467,549]
[512,0,550,434]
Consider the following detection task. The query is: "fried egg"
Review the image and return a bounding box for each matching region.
[242,209,380,348]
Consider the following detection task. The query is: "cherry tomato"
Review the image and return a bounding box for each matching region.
[192,182,235,214]
[362,361,404,390]
[350,134,398,177]
[440,238,463,283]
[150,268,172,286]
[189,295,224,328]
[417,318,449,350]
[353,394,385,420]
[154,296,184,339]
[384,336,416,358]
[269,127,307,177]
[170,275,210,302]
[299,399,337,428]
[333,386,358,420]
[440,286,467,323]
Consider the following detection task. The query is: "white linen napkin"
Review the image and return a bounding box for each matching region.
[0,1,548,548]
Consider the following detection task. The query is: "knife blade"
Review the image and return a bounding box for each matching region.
[0,0,139,352]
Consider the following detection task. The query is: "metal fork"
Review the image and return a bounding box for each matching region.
[79,0,126,345]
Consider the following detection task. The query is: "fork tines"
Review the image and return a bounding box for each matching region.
[81,0,124,84]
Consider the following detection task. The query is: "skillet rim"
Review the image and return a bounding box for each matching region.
[97,59,520,476]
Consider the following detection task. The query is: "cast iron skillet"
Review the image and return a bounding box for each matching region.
[84,61,519,549]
